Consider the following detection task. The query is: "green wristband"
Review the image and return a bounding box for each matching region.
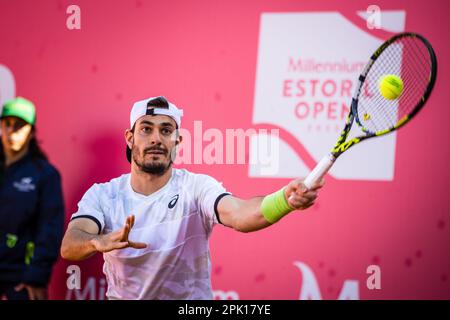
[260,188,293,223]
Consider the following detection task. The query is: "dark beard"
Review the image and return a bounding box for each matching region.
[132,146,172,176]
[136,159,172,175]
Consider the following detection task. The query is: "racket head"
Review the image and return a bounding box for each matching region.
[353,32,437,136]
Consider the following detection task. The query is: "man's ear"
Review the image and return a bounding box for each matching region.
[176,134,183,146]
[171,130,182,146]
[125,129,134,148]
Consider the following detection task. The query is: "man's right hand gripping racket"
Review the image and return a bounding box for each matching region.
[304,32,438,189]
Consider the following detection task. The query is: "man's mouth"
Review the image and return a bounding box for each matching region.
[145,150,166,155]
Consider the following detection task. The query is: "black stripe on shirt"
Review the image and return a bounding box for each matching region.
[214,192,231,225]
[70,215,102,235]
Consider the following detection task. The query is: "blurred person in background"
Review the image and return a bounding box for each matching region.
[0,97,64,300]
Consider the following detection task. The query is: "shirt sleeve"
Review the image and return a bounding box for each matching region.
[70,184,105,234]
[193,174,231,233]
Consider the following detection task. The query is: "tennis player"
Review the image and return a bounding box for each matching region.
[61,96,323,299]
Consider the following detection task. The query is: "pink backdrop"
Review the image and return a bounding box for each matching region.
[1,0,449,299]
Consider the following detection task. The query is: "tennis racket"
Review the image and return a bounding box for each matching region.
[303,32,437,189]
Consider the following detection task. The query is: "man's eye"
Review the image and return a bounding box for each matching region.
[141,127,151,133]
[161,128,172,135]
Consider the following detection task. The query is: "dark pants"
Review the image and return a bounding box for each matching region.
[0,282,29,300]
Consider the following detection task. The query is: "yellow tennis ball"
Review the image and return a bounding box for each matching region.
[379,75,404,100]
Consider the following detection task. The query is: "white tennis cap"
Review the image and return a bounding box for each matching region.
[130,96,183,129]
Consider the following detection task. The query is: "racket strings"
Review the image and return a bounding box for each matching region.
[357,36,432,134]
[361,39,431,131]
[364,42,429,130]
[366,48,428,132]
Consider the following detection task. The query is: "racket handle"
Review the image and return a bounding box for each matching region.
[303,154,336,189]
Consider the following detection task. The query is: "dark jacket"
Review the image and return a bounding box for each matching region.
[0,153,64,287]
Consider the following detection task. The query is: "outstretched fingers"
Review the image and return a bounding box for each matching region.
[119,215,133,241]
[112,241,130,250]
[128,241,148,249]
[125,214,147,250]
[129,214,135,229]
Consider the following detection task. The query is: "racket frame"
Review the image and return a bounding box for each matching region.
[303,32,437,189]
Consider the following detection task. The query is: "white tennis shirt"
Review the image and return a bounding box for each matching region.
[71,168,230,300]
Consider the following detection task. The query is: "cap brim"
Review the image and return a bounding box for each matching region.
[0,112,35,125]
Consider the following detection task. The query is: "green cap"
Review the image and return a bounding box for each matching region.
[1,97,36,125]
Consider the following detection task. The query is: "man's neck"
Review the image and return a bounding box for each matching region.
[130,165,173,196]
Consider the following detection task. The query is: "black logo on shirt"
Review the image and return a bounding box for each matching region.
[168,194,179,209]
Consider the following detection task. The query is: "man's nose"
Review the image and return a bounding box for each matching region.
[149,130,162,145]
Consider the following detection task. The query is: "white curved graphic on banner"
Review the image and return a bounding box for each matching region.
[294,261,323,300]
[294,261,359,300]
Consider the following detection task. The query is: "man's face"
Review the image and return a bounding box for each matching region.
[0,116,32,152]
[125,115,181,175]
